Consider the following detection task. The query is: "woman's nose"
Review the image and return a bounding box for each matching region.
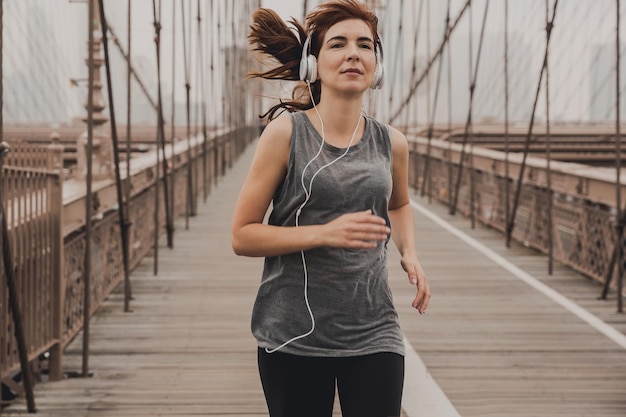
[346,44,360,61]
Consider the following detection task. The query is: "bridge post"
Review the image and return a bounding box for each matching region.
[47,132,64,173]
[47,134,65,381]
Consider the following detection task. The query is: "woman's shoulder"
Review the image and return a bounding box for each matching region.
[365,116,407,148]
[386,125,406,141]
[259,112,294,145]
[383,123,408,155]
[253,113,295,170]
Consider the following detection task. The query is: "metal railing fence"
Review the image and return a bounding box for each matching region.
[0,126,255,401]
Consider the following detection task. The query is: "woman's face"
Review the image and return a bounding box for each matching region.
[316,18,377,94]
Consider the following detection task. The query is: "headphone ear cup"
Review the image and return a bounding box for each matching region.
[300,33,318,83]
[371,62,384,89]
[371,40,384,89]
[307,55,318,83]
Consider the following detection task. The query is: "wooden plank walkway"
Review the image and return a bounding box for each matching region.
[392,196,626,416]
[4,141,626,417]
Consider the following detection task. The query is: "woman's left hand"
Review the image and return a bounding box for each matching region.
[401,256,431,314]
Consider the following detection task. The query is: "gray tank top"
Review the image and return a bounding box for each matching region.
[251,111,405,357]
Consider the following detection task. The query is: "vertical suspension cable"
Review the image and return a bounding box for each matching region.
[504,0,510,245]
[193,1,199,175]
[1,0,2,139]
[160,0,172,239]
[468,2,475,228]
[212,0,219,186]
[545,0,554,275]
[229,0,236,168]
[604,0,625,308]
[170,0,177,222]
[188,0,198,215]
[124,0,132,309]
[181,0,192,228]
[152,0,173,263]
[402,0,422,134]
[151,0,160,274]
[197,0,208,202]
[224,0,231,168]
[191,0,199,210]
[617,0,624,312]
[303,0,308,23]
[446,0,453,209]
[407,0,424,193]
[425,0,431,129]
[216,0,224,183]
[82,0,95,378]
[220,0,228,173]
[205,0,212,192]
[401,0,417,190]
[387,0,405,119]
[240,1,250,149]
[205,0,213,189]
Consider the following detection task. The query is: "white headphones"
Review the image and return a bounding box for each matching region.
[299,31,385,89]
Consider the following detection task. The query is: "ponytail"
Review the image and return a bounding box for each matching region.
[248,8,318,120]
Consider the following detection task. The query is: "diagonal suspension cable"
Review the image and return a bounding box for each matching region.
[506,0,559,247]
[389,0,471,124]
[106,24,158,112]
[450,0,490,218]
[420,0,452,201]
[402,0,424,135]
[98,0,131,312]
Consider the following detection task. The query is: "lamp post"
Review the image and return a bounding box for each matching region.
[76,0,112,180]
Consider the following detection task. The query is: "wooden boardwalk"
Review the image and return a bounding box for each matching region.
[4,142,626,417]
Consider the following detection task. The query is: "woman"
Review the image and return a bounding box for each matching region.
[232,1,430,416]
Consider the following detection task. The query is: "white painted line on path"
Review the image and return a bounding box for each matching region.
[402,337,462,417]
[409,198,626,350]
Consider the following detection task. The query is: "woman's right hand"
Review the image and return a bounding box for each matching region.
[322,210,390,249]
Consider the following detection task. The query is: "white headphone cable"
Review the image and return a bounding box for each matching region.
[265,81,363,354]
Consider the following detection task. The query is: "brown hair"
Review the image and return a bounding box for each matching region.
[248,0,379,120]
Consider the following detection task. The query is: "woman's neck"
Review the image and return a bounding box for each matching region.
[313,95,364,137]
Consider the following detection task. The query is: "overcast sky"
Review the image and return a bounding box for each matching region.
[261,0,306,22]
[5,0,622,124]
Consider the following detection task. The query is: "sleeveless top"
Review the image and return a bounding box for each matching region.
[251,111,405,357]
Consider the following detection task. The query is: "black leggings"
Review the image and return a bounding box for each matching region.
[257,348,404,417]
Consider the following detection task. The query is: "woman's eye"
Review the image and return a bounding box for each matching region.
[360,43,373,49]
[330,43,343,48]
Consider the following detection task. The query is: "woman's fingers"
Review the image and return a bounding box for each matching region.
[326,210,390,247]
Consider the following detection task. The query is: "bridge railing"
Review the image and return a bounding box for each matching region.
[0,126,256,397]
[0,140,64,395]
[409,134,623,287]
